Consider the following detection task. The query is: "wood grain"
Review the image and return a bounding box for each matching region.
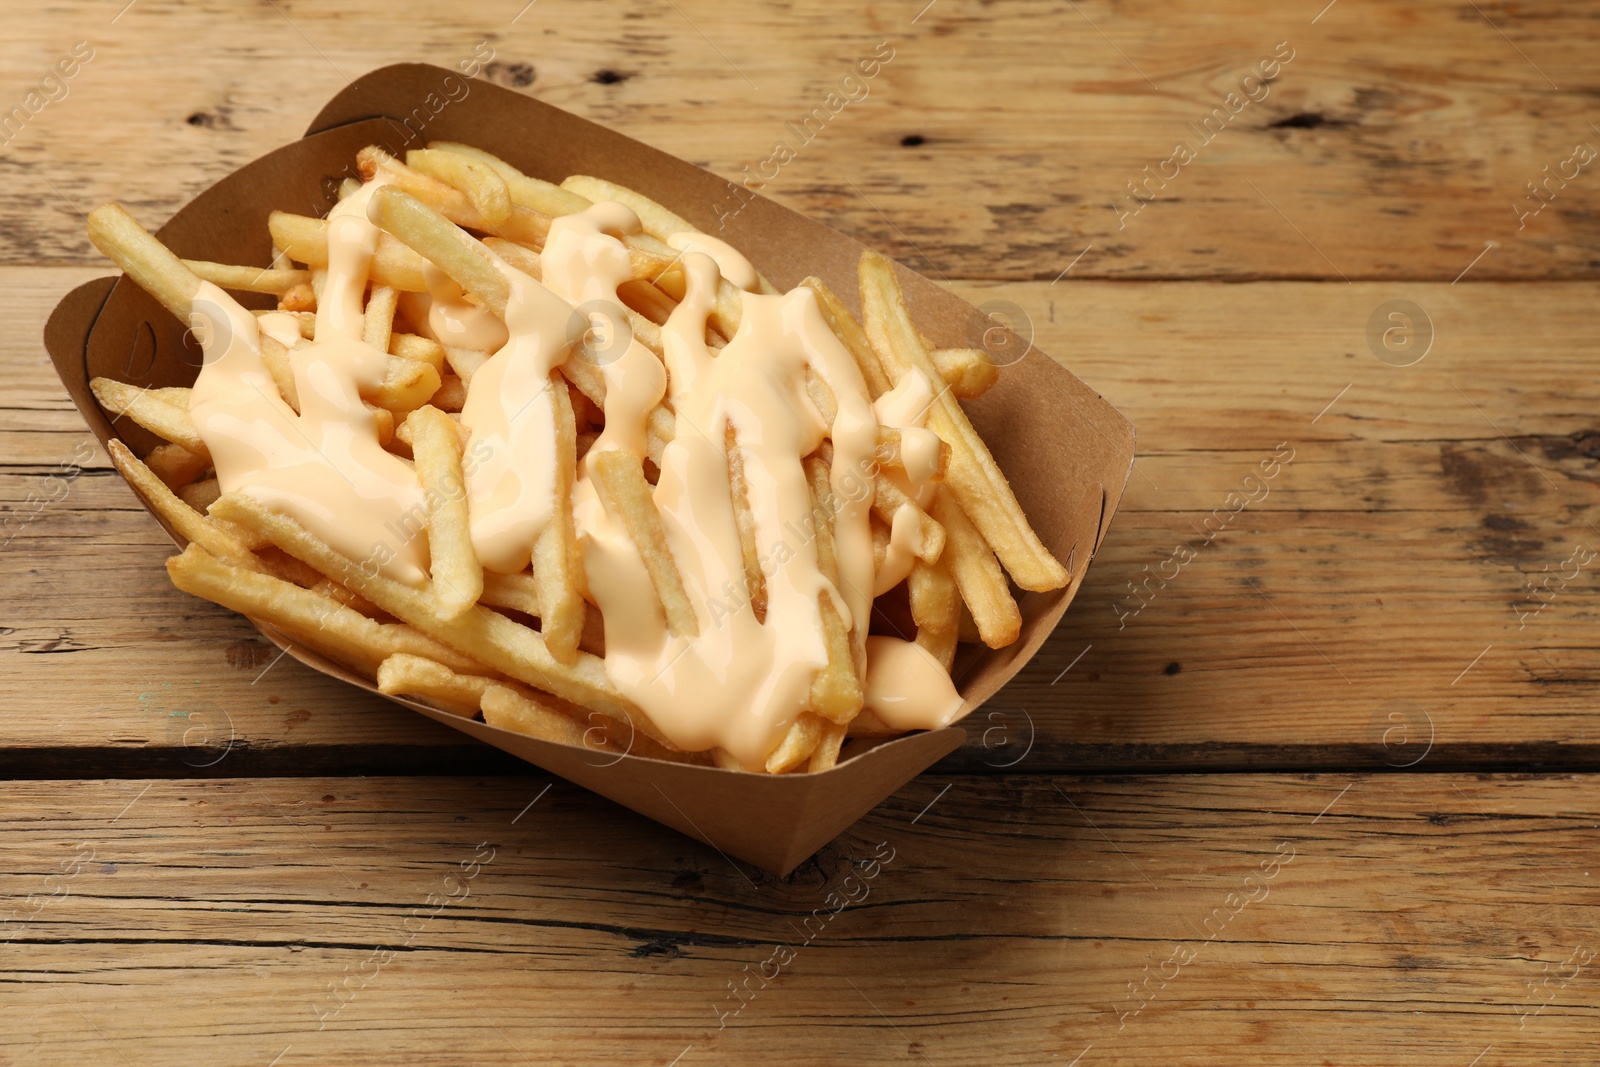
[2,1,1597,280]
[1,773,1594,1065]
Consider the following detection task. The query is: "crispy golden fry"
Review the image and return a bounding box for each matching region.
[915,617,958,671]
[908,556,959,634]
[407,405,483,618]
[807,721,848,772]
[443,346,489,385]
[479,570,541,616]
[930,346,999,399]
[368,403,395,447]
[310,577,385,618]
[166,543,484,677]
[109,440,262,567]
[481,236,540,279]
[377,652,493,717]
[802,460,865,724]
[177,476,221,513]
[559,175,782,296]
[588,448,699,638]
[432,374,467,411]
[561,174,698,240]
[430,142,593,216]
[184,259,311,296]
[359,146,549,246]
[86,204,200,321]
[145,442,209,491]
[255,308,316,338]
[366,187,510,314]
[930,489,1021,648]
[534,376,586,663]
[91,377,210,458]
[724,424,767,624]
[799,275,894,399]
[870,477,944,564]
[405,148,513,228]
[393,409,469,455]
[480,683,592,747]
[208,492,661,739]
[267,211,430,291]
[363,285,399,354]
[859,250,1068,592]
[366,356,442,414]
[874,427,949,481]
[765,712,827,773]
[279,281,317,312]
[389,332,445,370]
[258,334,299,410]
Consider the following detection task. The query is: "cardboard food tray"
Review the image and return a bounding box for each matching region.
[44,63,1135,875]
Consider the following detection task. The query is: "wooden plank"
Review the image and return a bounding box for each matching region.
[0,773,1593,1063]
[8,269,1600,771]
[3,1,1598,279]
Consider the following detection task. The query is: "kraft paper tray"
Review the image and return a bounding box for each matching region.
[44,64,1135,875]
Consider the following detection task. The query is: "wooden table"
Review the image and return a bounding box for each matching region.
[4,1,1598,1061]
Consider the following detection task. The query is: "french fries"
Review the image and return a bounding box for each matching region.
[859,250,1069,592]
[85,142,1071,778]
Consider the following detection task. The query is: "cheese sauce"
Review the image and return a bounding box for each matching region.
[187,177,965,766]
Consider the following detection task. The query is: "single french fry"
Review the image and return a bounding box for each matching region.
[859,250,1068,591]
[723,423,766,624]
[479,570,541,617]
[588,448,699,638]
[363,285,399,354]
[874,427,949,481]
[480,683,592,748]
[368,403,395,447]
[908,556,959,636]
[389,332,446,370]
[86,204,201,321]
[930,489,1021,648]
[91,378,210,458]
[405,148,513,228]
[407,405,483,618]
[208,492,658,737]
[184,259,311,295]
[366,356,442,414]
[803,455,864,723]
[561,174,699,240]
[359,147,549,246]
[807,721,848,772]
[377,653,493,717]
[482,236,541,279]
[799,275,894,399]
[258,334,299,410]
[366,187,510,314]
[109,440,261,568]
[443,346,490,385]
[430,141,594,216]
[870,477,944,564]
[267,211,430,291]
[255,308,316,339]
[280,281,317,312]
[165,543,486,677]
[915,616,958,671]
[145,442,209,491]
[432,374,467,411]
[930,346,1000,399]
[177,476,221,513]
[765,713,826,774]
[534,376,585,663]
[310,577,385,618]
